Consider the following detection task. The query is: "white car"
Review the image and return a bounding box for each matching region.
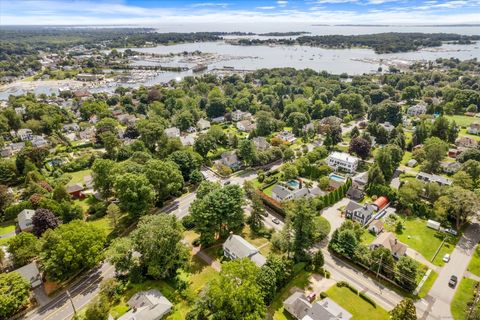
[443,253,451,263]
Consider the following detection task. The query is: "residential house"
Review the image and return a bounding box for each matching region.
[276,131,296,144]
[17,209,35,232]
[236,120,255,132]
[12,261,42,288]
[223,234,266,267]
[271,184,322,202]
[164,127,180,138]
[231,110,252,121]
[62,123,80,133]
[406,159,418,167]
[252,137,270,151]
[79,127,96,141]
[211,116,225,123]
[17,128,34,141]
[197,119,211,131]
[352,171,368,189]
[327,152,359,174]
[380,122,395,133]
[220,151,241,170]
[31,136,49,148]
[83,175,94,189]
[345,201,375,225]
[407,104,427,116]
[116,113,137,126]
[15,106,26,115]
[76,73,103,81]
[303,122,315,132]
[283,292,352,320]
[180,135,195,146]
[416,172,452,186]
[118,289,173,320]
[67,184,85,199]
[455,136,478,149]
[440,161,461,174]
[1,142,25,157]
[368,220,384,235]
[468,123,480,135]
[346,186,364,201]
[369,232,408,259]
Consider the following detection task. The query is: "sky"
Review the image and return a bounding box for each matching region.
[2,0,480,25]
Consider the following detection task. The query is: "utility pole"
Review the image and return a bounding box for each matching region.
[376,253,384,278]
[66,289,77,315]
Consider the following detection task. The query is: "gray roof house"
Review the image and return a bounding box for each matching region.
[252,137,270,151]
[271,184,322,202]
[197,118,210,130]
[345,201,375,226]
[18,209,35,232]
[220,151,241,169]
[164,127,180,138]
[370,232,408,259]
[284,292,352,320]
[118,289,173,320]
[223,234,266,267]
[416,172,452,186]
[13,261,42,288]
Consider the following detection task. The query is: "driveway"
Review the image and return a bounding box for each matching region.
[321,198,350,237]
[417,222,480,320]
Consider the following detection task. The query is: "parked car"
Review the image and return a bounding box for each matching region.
[449,275,458,288]
[223,181,231,185]
[445,228,458,236]
[272,218,280,224]
[443,253,450,263]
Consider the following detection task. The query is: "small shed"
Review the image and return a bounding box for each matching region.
[427,219,441,231]
[372,196,389,211]
[67,183,85,199]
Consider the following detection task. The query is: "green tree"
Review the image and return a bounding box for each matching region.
[85,296,110,320]
[192,259,266,320]
[287,200,317,261]
[7,232,39,267]
[452,171,473,190]
[169,150,202,182]
[282,163,298,180]
[248,193,265,233]
[190,185,245,246]
[0,272,31,319]
[256,265,277,304]
[114,173,155,217]
[390,298,417,320]
[130,214,189,279]
[395,256,418,292]
[443,186,480,229]
[371,247,396,279]
[106,203,121,229]
[349,137,371,159]
[99,131,120,159]
[238,139,256,166]
[0,159,17,185]
[107,237,137,275]
[145,159,184,205]
[92,159,116,199]
[367,164,386,186]
[375,148,394,181]
[312,250,324,270]
[39,220,106,281]
[422,137,448,173]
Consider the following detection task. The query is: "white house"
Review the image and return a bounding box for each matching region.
[407,104,427,116]
[416,172,452,186]
[118,289,173,320]
[231,110,251,121]
[223,234,266,267]
[252,137,270,151]
[236,120,255,132]
[197,118,210,131]
[468,123,480,135]
[164,127,180,138]
[327,152,359,173]
[17,129,34,141]
[276,131,296,144]
[17,209,35,232]
[284,292,352,320]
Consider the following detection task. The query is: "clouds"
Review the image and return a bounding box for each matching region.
[1,0,479,25]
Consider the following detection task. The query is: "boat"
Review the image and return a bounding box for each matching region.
[192,64,208,73]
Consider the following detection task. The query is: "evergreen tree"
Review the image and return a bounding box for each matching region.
[390,298,417,320]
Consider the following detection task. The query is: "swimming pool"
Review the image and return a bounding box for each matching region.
[329,174,346,183]
[287,180,300,188]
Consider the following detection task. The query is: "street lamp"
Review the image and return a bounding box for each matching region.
[66,290,77,315]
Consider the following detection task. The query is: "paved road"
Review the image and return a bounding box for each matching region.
[417,221,480,320]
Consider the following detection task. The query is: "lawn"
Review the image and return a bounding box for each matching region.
[417,269,438,299]
[325,285,389,320]
[271,270,312,320]
[0,220,15,235]
[467,246,480,277]
[385,216,458,266]
[450,278,479,320]
[65,169,92,186]
[263,184,276,196]
[361,230,377,246]
[445,115,479,127]
[88,216,114,236]
[458,128,480,141]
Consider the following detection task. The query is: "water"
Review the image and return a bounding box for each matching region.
[329,174,347,183]
[1,24,479,99]
[287,180,300,188]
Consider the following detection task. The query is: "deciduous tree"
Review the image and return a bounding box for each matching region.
[0,272,30,319]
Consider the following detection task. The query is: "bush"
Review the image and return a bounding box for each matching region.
[336,281,358,294]
[359,292,377,307]
[182,215,196,229]
[192,238,201,247]
[3,201,32,221]
[320,292,328,299]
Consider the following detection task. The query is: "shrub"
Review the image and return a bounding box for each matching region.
[320,292,328,299]
[182,215,196,229]
[359,292,377,307]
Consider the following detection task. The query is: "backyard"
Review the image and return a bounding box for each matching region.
[385,216,458,266]
[445,115,479,127]
[65,168,92,186]
[325,284,389,320]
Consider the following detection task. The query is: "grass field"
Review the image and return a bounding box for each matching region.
[65,169,92,186]
[458,128,480,141]
[467,246,480,277]
[445,115,479,127]
[417,270,438,299]
[325,285,389,320]
[450,278,479,320]
[385,216,458,266]
[0,220,15,235]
